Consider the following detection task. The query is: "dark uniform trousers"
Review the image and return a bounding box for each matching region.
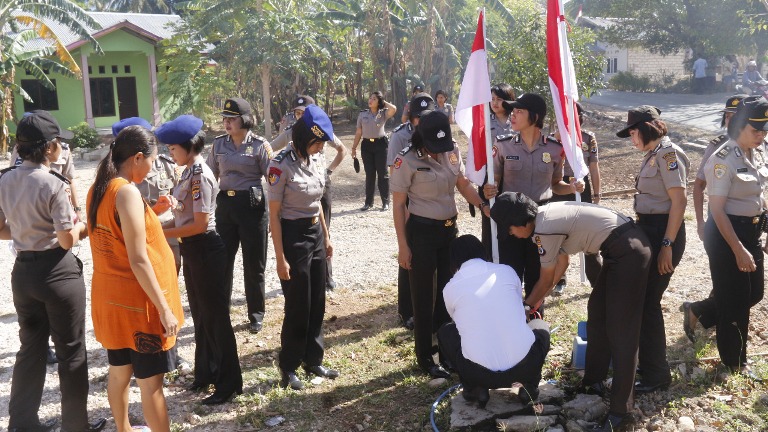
[583,221,651,415]
[398,198,413,322]
[216,191,268,325]
[361,137,390,206]
[321,173,335,288]
[9,248,89,431]
[551,176,602,286]
[438,321,550,394]
[696,216,764,369]
[637,214,685,385]
[179,232,243,393]
[406,216,457,369]
[279,218,327,371]
[500,235,542,310]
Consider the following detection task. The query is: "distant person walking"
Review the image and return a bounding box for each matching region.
[352,91,397,211]
[692,57,708,94]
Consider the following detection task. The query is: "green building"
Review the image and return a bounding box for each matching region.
[12,12,182,132]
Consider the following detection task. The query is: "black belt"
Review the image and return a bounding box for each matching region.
[728,214,761,225]
[600,219,636,252]
[636,213,670,224]
[362,137,386,142]
[409,214,457,227]
[220,190,249,197]
[17,247,65,259]
[178,230,217,243]
[536,199,550,206]
[282,216,320,227]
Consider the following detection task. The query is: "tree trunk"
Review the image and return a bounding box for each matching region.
[1,68,15,156]
[261,64,272,138]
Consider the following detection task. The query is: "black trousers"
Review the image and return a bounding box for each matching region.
[500,235,541,307]
[361,137,389,206]
[406,216,457,369]
[551,176,601,286]
[216,191,268,324]
[583,222,651,415]
[397,265,412,321]
[279,218,327,371]
[637,214,686,385]
[438,321,550,392]
[321,173,334,288]
[9,248,89,431]
[696,216,764,369]
[180,231,243,394]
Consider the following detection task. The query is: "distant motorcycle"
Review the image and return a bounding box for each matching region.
[735,80,768,98]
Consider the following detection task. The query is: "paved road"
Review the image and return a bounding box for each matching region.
[584,90,733,133]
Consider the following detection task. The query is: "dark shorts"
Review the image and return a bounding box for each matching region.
[107,348,176,379]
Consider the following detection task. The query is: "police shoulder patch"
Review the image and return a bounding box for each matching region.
[662,151,679,170]
[249,134,268,144]
[535,235,546,256]
[715,145,731,159]
[496,134,514,142]
[545,136,563,146]
[192,163,203,175]
[49,170,71,184]
[214,133,227,140]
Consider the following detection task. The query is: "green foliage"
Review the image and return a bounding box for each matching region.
[69,122,100,149]
[493,0,604,124]
[608,71,653,92]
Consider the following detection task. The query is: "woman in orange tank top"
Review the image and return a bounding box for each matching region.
[87,126,183,432]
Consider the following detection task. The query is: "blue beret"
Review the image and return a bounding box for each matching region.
[301,104,334,141]
[112,117,152,137]
[155,115,204,144]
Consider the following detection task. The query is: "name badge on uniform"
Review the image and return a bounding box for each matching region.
[417,167,431,172]
[506,155,519,160]
[542,153,551,163]
[737,167,749,173]
[246,145,253,156]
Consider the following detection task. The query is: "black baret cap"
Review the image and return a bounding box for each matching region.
[16,110,73,143]
[503,93,547,122]
[616,105,661,138]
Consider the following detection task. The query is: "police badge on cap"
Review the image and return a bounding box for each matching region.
[409,92,435,118]
[221,97,252,117]
[301,104,334,141]
[417,110,453,153]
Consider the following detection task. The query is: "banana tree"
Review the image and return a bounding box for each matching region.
[0,0,101,154]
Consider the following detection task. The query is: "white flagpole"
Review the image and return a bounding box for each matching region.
[558,0,587,283]
[481,8,499,264]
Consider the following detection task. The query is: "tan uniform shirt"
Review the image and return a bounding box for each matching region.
[563,130,599,177]
[492,134,564,202]
[271,130,343,173]
[634,137,690,214]
[490,113,512,137]
[206,131,273,191]
[696,134,728,181]
[704,140,768,216]
[533,202,632,267]
[11,144,74,179]
[436,104,453,119]
[357,109,388,138]
[136,154,179,225]
[172,156,218,231]
[267,144,325,220]
[387,122,414,166]
[390,143,464,220]
[0,162,75,251]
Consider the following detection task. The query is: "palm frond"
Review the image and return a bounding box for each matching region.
[14,15,80,75]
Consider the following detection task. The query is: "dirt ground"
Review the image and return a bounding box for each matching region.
[1,105,767,431]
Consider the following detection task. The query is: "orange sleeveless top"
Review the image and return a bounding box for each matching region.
[88,178,184,352]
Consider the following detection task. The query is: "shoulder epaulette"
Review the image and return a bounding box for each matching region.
[214,133,227,139]
[158,154,175,164]
[710,134,727,147]
[490,113,497,120]
[496,134,514,142]
[398,144,413,156]
[192,163,203,175]
[545,136,563,146]
[273,148,297,163]
[49,170,71,184]
[360,109,367,112]
[584,130,595,138]
[393,123,407,133]
[715,145,731,159]
[0,166,17,176]
[248,134,269,144]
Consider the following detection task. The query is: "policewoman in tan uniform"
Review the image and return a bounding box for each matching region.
[491,193,651,432]
[387,93,435,329]
[268,105,340,390]
[694,94,747,240]
[158,115,243,405]
[0,111,105,432]
[206,97,273,333]
[685,96,768,377]
[391,111,488,378]
[615,106,690,394]
[484,93,583,312]
[352,91,397,210]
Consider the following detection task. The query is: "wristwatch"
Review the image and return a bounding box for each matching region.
[73,206,82,212]
[523,302,532,313]
[326,168,333,176]
[479,201,489,210]
[661,237,674,247]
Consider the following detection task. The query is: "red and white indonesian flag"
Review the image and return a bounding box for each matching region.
[547,0,588,181]
[455,11,492,186]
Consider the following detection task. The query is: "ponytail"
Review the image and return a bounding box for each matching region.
[88,126,156,227]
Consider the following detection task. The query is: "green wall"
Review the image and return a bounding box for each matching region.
[10,28,159,133]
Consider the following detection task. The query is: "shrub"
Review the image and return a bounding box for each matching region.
[69,122,100,149]
[609,71,653,92]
